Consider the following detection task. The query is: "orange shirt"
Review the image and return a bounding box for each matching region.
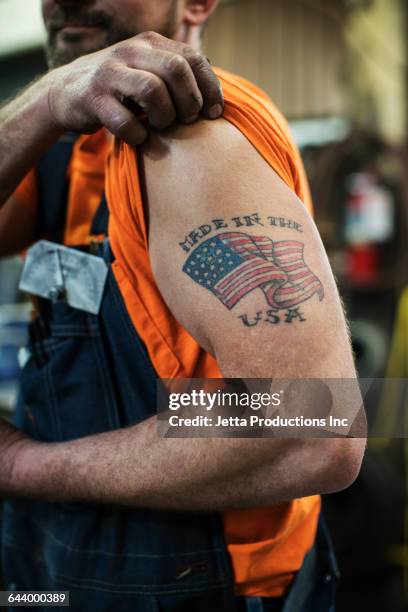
[106,67,320,598]
[14,67,320,598]
[14,129,110,246]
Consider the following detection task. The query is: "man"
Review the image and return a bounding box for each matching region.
[0,1,365,610]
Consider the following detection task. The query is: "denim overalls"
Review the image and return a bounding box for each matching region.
[1,137,338,612]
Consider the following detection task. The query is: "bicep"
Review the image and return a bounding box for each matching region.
[145,119,355,380]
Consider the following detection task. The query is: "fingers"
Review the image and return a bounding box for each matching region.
[109,65,176,131]
[96,96,148,147]
[155,35,224,119]
[158,52,203,123]
[124,48,203,124]
[124,32,224,122]
[180,47,224,119]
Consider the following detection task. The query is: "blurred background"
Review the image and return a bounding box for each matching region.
[0,0,408,609]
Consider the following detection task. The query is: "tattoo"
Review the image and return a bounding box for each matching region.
[179,213,302,254]
[239,311,264,327]
[182,231,324,313]
[239,307,306,327]
[285,308,307,323]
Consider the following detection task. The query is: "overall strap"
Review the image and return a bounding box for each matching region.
[90,192,109,236]
[37,132,78,243]
[37,132,110,243]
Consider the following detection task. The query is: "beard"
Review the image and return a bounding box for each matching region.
[45,4,179,68]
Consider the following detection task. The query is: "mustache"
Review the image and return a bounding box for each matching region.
[47,8,111,34]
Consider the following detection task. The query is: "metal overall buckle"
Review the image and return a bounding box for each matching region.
[19,240,108,315]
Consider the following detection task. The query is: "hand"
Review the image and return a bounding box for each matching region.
[46,31,224,146]
[0,419,32,497]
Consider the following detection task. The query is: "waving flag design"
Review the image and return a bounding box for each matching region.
[182,232,324,310]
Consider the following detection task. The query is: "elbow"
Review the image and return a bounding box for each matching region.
[313,408,367,494]
[318,437,366,494]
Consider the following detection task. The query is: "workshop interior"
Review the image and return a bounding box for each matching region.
[0,0,408,610]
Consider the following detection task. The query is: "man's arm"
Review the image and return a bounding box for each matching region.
[0,196,40,257]
[0,32,223,255]
[2,118,365,510]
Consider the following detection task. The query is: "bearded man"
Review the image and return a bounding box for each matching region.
[0,2,365,611]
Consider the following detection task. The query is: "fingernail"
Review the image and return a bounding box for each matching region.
[208,104,223,119]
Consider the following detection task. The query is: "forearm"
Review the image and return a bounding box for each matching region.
[0,73,62,206]
[12,416,363,511]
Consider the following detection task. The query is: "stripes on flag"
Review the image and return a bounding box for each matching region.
[265,240,324,309]
[182,232,324,310]
[214,258,287,310]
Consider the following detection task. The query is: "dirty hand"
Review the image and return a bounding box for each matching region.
[46,31,224,146]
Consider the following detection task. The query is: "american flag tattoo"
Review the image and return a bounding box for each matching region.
[182,232,324,310]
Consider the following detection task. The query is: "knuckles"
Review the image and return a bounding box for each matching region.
[182,47,206,70]
[136,30,163,47]
[164,54,190,80]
